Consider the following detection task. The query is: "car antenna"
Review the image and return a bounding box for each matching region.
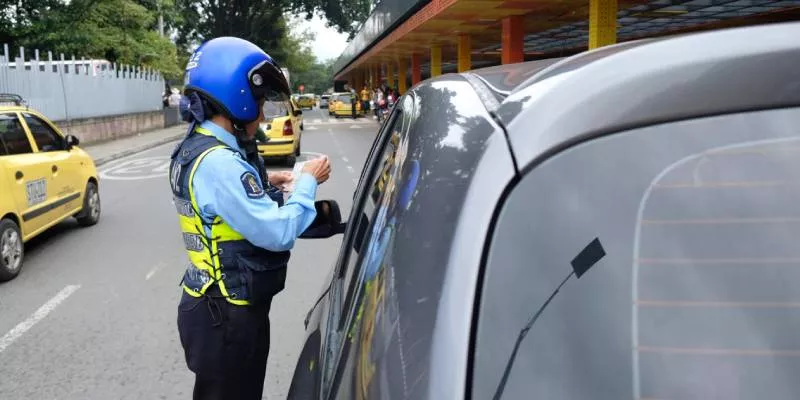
[492,238,606,400]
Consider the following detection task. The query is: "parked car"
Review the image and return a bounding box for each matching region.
[320,94,330,109]
[257,97,303,166]
[332,93,363,118]
[0,94,101,281]
[297,94,316,109]
[287,23,800,400]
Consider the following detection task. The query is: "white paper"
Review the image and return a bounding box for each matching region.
[282,160,307,193]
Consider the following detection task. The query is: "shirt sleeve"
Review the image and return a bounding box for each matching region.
[192,148,319,252]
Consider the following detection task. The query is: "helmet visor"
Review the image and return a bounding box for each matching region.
[248,60,290,103]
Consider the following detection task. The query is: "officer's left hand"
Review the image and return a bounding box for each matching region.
[268,171,293,188]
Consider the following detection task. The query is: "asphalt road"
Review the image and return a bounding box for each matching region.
[0,107,379,399]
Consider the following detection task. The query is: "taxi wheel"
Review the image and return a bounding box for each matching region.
[76,181,101,227]
[295,142,301,156]
[286,155,296,167]
[0,218,23,282]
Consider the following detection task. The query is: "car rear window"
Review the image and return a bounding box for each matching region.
[474,107,800,400]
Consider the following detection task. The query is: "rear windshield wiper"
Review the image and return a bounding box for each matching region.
[492,238,606,400]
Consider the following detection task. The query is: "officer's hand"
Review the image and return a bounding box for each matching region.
[302,156,331,184]
[268,171,293,188]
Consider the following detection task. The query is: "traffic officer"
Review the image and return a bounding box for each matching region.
[170,36,331,399]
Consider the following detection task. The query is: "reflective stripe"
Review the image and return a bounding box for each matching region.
[179,141,252,305]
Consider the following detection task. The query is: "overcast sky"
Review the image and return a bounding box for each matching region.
[289,14,351,62]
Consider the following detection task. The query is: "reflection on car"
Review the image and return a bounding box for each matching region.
[287,23,800,400]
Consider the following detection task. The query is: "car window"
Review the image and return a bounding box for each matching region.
[336,98,415,330]
[473,107,800,400]
[0,113,33,155]
[319,96,413,393]
[23,114,64,152]
[262,101,290,119]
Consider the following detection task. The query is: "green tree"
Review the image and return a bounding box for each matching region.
[174,0,370,66]
[293,58,334,93]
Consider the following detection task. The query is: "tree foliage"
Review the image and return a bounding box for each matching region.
[292,58,334,94]
[0,0,366,84]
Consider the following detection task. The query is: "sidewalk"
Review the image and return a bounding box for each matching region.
[84,124,188,167]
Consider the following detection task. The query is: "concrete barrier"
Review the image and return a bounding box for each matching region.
[55,110,165,145]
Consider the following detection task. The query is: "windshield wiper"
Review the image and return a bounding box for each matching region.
[492,238,606,400]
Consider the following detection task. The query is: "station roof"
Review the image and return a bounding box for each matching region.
[333,0,800,80]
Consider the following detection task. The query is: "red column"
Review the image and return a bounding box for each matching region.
[411,53,422,85]
[502,15,524,64]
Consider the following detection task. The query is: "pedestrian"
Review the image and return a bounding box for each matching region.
[168,88,182,108]
[360,85,370,115]
[170,36,332,400]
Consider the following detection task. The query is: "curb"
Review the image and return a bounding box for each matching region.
[93,133,185,167]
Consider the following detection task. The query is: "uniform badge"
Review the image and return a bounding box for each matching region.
[240,172,265,199]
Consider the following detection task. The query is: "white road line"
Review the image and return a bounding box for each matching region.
[346,165,355,173]
[342,156,349,163]
[145,263,163,280]
[353,178,359,184]
[0,285,81,353]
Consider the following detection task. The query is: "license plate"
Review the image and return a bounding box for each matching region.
[26,178,47,206]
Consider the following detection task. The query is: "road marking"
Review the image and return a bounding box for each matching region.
[305,126,319,130]
[347,166,355,173]
[353,178,359,184]
[145,263,164,280]
[348,125,363,129]
[341,156,349,163]
[0,285,81,353]
[100,157,171,180]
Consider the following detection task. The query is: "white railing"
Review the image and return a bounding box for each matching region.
[0,44,165,122]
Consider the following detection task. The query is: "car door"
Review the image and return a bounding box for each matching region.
[20,112,83,218]
[0,112,56,238]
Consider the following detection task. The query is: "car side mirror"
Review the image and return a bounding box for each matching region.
[293,109,303,117]
[65,135,80,150]
[299,200,346,239]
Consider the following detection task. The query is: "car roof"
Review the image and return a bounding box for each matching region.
[494,22,800,170]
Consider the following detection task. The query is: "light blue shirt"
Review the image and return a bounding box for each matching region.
[192,120,318,252]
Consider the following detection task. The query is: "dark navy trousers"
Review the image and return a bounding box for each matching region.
[177,287,272,400]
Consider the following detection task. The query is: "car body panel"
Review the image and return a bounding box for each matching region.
[0,107,97,242]
[500,23,800,170]
[289,22,800,400]
[257,99,302,158]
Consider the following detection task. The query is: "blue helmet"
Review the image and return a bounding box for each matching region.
[183,37,289,124]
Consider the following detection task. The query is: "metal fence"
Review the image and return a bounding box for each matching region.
[0,44,165,122]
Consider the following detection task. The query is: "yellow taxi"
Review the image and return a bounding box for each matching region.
[257,97,303,166]
[331,92,363,118]
[296,94,316,109]
[0,94,100,281]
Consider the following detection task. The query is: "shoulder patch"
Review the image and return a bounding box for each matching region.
[240,171,265,199]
